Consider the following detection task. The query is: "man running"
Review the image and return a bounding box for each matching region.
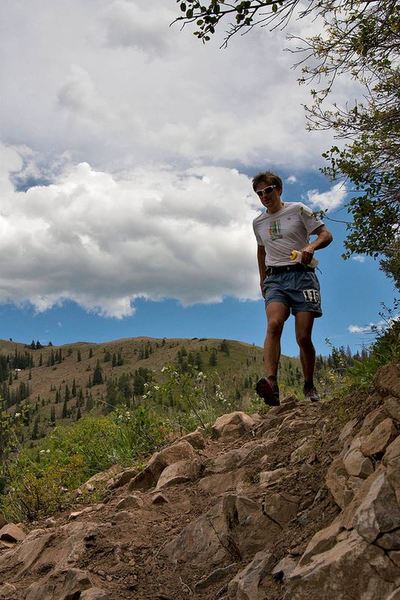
[252,171,333,406]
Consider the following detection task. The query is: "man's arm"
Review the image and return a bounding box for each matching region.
[257,244,266,290]
[301,225,333,265]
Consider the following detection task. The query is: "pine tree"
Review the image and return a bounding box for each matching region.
[62,397,68,418]
[50,405,56,425]
[93,360,103,385]
[31,415,40,440]
[72,379,77,397]
[77,349,81,362]
[209,350,217,367]
[86,393,94,411]
[89,348,93,359]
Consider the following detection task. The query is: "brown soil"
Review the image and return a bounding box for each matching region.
[0,386,382,600]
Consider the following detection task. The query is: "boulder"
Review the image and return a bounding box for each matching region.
[338,418,359,446]
[341,467,384,530]
[359,406,387,437]
[156,458,202,490]
[179,430,206,449]
[199,469,248,495]
[194,563,238,591]
[325,457,353,508]
[288,529,400,600]
[353,471,400,543]
[115,494,144,511]
[227,551,275,599]
[164,495,281,569]
[259,468,287,488]
[384,436,400,504]
[129,440,196,491]
[360,418,397,457]
[25,568,92,600]
[297,520,343,567]
[290,438,316,464]
[343,447,374,478]
[108,467,139,489]
[205,441,273,476]
[205,446,252,475]
[262,492,298,527]
[0,524,26,543]
[151,493,169,505]
[376,528,400,551]
[280,417,317,435]
[375,363,400,398]
[212,411,256,440]
[384,397,400,422]
[80,465,121,493]
[271,555,297,580]
[0,521,98,584]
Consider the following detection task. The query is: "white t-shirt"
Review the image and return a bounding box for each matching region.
[253,202,323,267]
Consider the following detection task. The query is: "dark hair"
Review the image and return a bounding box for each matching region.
[252,171,282,193]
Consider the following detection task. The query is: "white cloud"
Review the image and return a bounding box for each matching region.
[307,183,347,212]
[286,175,297,184]
[0,0,354,171]
[348,324,376,334]
[0,144,261,317]
[351,255,366,263]
[348,315,399,334]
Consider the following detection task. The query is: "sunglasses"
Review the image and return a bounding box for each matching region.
[256,185,276,197]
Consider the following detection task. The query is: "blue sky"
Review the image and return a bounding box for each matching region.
[0,1,396,357]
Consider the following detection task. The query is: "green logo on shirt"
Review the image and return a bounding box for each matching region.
[269,220,282,240]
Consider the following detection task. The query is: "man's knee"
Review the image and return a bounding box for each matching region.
[267,318,285,336]
[296,332,314,349]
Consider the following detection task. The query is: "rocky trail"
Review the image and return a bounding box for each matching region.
[1,362,400,599]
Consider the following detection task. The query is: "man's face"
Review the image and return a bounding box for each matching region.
[255,182,281,210]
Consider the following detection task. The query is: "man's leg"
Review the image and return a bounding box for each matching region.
[264,301,290,377]
[295,311,319,401]
[256,302,290,406]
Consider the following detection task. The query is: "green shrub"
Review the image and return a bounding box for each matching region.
[344,309,399,391]
[0,406,169,522]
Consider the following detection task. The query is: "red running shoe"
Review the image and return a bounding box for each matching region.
[255,377,280,406]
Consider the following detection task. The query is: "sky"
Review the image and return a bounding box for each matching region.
[0,0,396,357]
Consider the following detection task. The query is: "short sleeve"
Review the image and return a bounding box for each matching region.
[253,219,264,245]
[298,203,324,235]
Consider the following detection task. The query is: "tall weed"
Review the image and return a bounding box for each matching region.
[0,406,169,522]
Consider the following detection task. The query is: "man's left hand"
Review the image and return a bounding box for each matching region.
[301,246,315,265]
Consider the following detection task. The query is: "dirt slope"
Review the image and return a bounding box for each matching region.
[0,362,400,600]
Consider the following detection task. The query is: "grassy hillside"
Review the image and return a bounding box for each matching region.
[0,336,303,441]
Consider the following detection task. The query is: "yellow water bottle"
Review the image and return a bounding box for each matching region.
[289,250,318,268]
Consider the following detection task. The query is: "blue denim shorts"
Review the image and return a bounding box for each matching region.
[263,270,322,317]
